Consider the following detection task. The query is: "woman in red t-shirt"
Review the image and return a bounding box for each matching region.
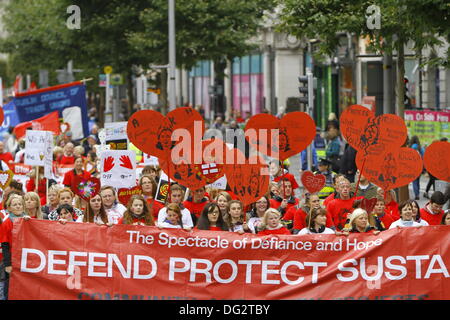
[258,208,291,235]
[62,156,91,191]
[195,203,229,231]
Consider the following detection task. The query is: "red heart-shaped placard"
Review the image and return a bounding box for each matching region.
[73,176,101,201]
[223,149,269,206]
[118,186,143,206]
[0,170,14,190]
[245,112,316,160]
[159,138,227,190]
[356,147,423,191]
[301,171,326,194]
[340,105,407,156]
[424,141,450,182]
[127,107,204,160]
[361,198,378,214]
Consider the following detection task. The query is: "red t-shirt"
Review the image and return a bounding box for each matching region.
[59,155,75,165]
[0,152,13,163]
[420,205,444,225]
[146,198,164,219]
[273,173,300,190]
[63,169,91,190]
[26,178,48,206]
[323,193,336,207]
[0,216,13,244]
[327,196,363,231]
[183,198,209,218]
[290,207,334,230]
[270,197,299,219]
[376,211,395,229]
[258,226,291,235]
[386,201,399,220]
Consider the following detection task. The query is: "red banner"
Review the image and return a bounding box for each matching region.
[10,220,450,300]
[13,111,61,139]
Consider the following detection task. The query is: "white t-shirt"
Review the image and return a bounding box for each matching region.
[105,203,127,224]
[389,219,422,229]
[158,206,193,228]
[297,227,335,235]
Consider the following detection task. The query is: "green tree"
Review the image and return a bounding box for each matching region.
[278,0,450,117]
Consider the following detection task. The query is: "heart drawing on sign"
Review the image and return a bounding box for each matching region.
[0,170,14,189]
[301,171,326,194]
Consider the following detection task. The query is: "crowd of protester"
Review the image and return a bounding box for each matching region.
[0,108,449,300]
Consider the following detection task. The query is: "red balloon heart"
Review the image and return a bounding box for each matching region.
[356,147,423,191]
[223,149,269,206]
[424,141,450,182]
[245,112,316,160]
[127,107,204,160]
[117,186,143,206]
[73,176,101,201]
[361,198,378,214]
[340,105,407,156]
[301,171,326,194]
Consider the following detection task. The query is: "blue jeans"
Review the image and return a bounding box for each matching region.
[413,176,420,198]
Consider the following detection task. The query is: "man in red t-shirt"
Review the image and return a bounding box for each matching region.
[420,191,446,225]
[0,141,14,164]
[326,179,362,231]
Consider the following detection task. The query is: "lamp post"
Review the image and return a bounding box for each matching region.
[168,0,176,111]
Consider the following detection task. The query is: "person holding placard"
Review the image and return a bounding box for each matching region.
[62,156,91,190]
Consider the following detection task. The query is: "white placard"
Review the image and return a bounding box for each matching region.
[104,121,128,142]
[143,153,159,166]
[100,150,136,188]
[25,130,53,167]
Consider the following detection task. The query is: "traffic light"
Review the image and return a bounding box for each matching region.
[298,72,315,107]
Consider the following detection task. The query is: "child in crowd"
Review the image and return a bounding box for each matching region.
[258,208,291,235]
[57,204,77,224]
[158,203,191,230]
[372,196,395,229]
[118,195,155,226]
[226,200,249,234]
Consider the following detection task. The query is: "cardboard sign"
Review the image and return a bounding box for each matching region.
[142,154,159,166]
[118,186,142,206]
[423,141,450,182]
[356,147,423,191]
[245,112,316,160]
[105,122,128,150]
[340,104,407,156]
[301,171,326,194]
[24,130,53,167]
[127,107,204,160]
[100,150,136,188]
